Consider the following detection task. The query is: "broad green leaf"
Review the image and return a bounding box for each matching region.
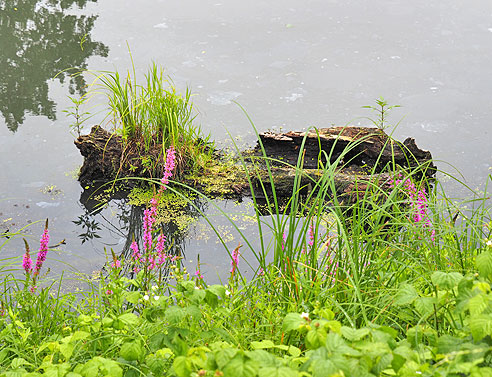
[431,271,463,290]
[165,306,186,324]
[306,326,327,349]
[120,341,144,362]
[118,312,140,327]
[372,352,393,375]
[179,280,195,292]
[125,291,141,304]
[223,354,258,377]
[477,251,492,280]
[258,366,298,377]
[414,297,436,318]
[288,346,301,357]
[467,293,489,316]
[59,343,74,360]
[214,348,239,369]
[208,285,226,298]
[245,350,277,368]
[326,320,342,334]
[172,356,191,377]
[436,335,463,354]
[190,288,206,304]
[394,283,419,305]
[186,304,202,320]
[469,314,492,341]
[282,313,302,332]
[341,326,370,341]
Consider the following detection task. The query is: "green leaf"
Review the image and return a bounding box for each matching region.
[341,326,370,341]
[125,291,141,304]
[117,312,140,327]
[431,271,463,290]
[120,341,144,362]
[414,297,436,318]
[306,326,327,350]
[165,306,186,324]
[172,356,191,377]
[436,335,463,354]
[476,251,492,280]
[245,350,277,368]
[59,343,74,360]
[282,313,302,332]
[258,367,298,377]
[223,354,258,377]
[394,283,419,305]
[186,304,202,320]
[469,314,492,341]
[467,293,489,316]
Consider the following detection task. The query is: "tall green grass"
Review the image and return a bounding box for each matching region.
[96,63,213,177]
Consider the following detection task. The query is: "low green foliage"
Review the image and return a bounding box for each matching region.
[1,252,492,376]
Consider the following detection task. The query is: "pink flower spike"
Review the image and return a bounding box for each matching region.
[22,239,32,274]
[34,222,50,277]
[159,147,176,192]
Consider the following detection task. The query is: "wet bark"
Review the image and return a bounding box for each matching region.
[75,125,435,202]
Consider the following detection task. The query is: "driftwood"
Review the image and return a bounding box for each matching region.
[75,125,435,202]
[258,127,433,172]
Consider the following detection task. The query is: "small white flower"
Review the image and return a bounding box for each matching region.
[301,312,310,320]
[195,286,200,290]
[153,295,160,301]
[143,294,149,301]
[225,290,231,296]
[486,240,492,248]
[151,285,158,291]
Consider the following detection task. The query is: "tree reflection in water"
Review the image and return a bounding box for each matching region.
[77,185,207,276]
[0,0,108,131]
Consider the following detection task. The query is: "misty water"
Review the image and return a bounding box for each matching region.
[1,0,491,280]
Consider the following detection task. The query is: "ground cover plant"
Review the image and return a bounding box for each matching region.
[2,86,492,375]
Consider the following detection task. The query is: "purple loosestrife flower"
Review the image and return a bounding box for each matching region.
[230,244,242,275]
[131,240,141,262]
[143,203,157,252]
[194,270,203,279]
[34,222,49,277]
[156,233,167,265]
[159,147,176,192]
[308,224,314,247]
[22,239,32,274]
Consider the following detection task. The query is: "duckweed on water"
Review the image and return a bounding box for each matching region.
[128,186,197,232]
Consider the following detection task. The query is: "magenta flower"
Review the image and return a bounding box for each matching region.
[308,224,314,247]
[22,239,32,274]
[159,147,176,192]
[131,241,141,262]
[156,233,167,265]
[34,224,50,277]
[143,203,157,252]
[194,270,203,279]
[111,259,121,269]
[230,245,241,274]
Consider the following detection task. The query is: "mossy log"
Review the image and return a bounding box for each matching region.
[75,125,434,202]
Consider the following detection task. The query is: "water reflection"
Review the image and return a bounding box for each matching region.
[0,0,108,131]
[77,186,208,272]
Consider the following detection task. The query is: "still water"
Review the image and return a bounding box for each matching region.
[1,0,491,279]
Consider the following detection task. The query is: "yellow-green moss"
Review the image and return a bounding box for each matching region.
[184,157,247,196]
[128,186,198,232]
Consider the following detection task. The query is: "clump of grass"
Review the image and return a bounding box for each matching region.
[97,62,214,178]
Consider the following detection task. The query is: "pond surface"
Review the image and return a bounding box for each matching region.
[1,0,491,279]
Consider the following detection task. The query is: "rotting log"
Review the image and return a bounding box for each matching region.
[257,127,434,173]
[75,125,435,203]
